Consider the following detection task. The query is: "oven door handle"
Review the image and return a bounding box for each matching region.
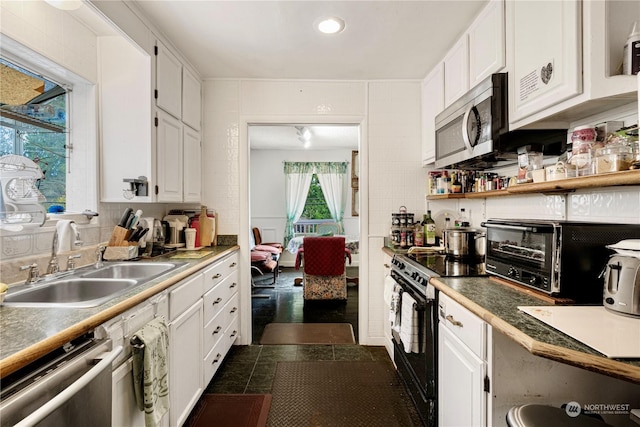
[480,222,546,233]
[13,344,123,427]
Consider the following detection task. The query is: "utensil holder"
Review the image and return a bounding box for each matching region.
[108,226,133,246]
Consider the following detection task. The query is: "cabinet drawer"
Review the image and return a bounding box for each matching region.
[202,271,238,323]
[224,314,240,353]
[169,273,204,321]
[203,308,227,356]
[203,333,227,385]
[439,293,486,358]
[202,252,238,293]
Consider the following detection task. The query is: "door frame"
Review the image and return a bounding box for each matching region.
[238,114,369,345]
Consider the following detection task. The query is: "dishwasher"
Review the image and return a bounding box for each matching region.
[0,335,122,427]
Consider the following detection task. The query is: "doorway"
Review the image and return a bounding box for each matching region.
[248,124,360,343]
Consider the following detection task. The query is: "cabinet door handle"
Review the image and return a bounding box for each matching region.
[212,297,222,305]
[212,273,222,280]
[212,353,222,364]
[445,315,463,327]
[229,330,237,339]
[212,326,222,334]
[229,282,237,288]
[230,307,237,314]
[229,262,237,267]
[384,263,390,268]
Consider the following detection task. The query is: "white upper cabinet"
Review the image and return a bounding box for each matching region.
[183,126,202,203]
[468,0,505,89]
[156,40,183,119]
[422,63,444,165]
[508,0,582,124]
[98,36,153,203]
[182,67,202,131]
[443,36,469,108]
[156,109,184,202]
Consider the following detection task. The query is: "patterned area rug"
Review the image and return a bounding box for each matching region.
[260,323,355,345]
[185,394,271,427]
[268,361,423,426]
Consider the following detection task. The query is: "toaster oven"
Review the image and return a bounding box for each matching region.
[482,219,640,303]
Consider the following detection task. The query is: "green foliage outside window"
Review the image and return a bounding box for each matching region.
[301,174,331,219]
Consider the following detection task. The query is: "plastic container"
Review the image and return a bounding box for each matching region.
[595,143,635,174]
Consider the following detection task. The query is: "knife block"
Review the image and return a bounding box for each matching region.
[107,226,134,247]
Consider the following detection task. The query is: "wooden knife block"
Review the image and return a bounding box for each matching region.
[107,226,135,247]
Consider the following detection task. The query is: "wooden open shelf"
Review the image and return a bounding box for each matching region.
[427,170,640,200]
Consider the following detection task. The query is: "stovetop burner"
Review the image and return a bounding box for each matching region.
[405,252,487,278]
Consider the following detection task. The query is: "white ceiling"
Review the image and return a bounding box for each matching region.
[249,124,359,150]
[130,0,488,80]
[127,1,487,150]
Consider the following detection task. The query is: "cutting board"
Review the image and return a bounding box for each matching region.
[518,306,640,358]
[199,207,213,247]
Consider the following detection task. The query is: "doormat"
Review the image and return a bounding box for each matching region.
[184,394,271,427]
[259,323,355,345]
[268,361,422,426]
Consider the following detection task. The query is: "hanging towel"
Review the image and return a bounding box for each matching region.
[383,274,396,306]
[390,285,402,332]
[400,292,420,353]
[131,317,170,427]
[55,220,74,253]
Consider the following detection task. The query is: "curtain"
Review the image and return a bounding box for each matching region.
[283,162,314,245]
[316,162,348,232]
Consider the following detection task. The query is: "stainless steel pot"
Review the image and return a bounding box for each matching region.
[444,228,486,259]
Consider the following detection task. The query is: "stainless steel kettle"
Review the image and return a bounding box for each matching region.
[603,254,640,317]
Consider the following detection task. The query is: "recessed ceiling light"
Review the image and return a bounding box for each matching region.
[317,17,345,34]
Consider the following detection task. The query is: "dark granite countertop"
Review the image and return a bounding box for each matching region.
[0,246,239,378]
[432,276,640,384]
[383,246,640,384]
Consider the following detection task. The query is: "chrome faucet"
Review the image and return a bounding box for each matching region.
[47,229,60,275]
[21,263,40,284]
[66,254,82,271]
[95,245,106,269]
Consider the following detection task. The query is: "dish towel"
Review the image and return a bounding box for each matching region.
[131,317,170,427]
[383,274,396,306]
[400,292,420,353]
[55,220,75,252]
[390,285,402,332]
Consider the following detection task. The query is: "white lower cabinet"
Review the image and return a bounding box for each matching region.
[438,292,489,427]
[112,357,146,427]
[105,251,239,427]
[169,300,204,427]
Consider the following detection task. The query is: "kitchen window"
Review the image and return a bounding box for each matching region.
[0,58,68,211]
[301,174,332,220]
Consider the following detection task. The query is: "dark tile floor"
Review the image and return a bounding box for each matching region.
[191,266,421,425]
[205,344,391,394]
[251,267,360,343]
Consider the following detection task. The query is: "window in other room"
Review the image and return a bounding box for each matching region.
[301,174,331,219]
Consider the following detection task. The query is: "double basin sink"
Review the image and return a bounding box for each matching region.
[3,261,186,308]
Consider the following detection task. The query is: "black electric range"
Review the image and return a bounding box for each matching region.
[402,252,487,278]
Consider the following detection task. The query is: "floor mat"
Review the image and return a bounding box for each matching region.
[184,394,271,427]
[260,323,355,345]
[268,361,423,426]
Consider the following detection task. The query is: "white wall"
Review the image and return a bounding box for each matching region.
[250,147,359,242]
[202,78,426,346]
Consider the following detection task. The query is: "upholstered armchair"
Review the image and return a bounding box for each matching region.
[295,236,351,301]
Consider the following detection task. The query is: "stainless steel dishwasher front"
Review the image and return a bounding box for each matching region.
[0,338,122,427]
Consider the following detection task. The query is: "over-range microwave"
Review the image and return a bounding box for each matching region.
[434,73,568,169]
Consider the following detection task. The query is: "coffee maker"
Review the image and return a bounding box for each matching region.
[163,214,189,247]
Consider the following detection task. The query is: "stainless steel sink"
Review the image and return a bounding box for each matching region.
[3,261,186,308]
[80,262,180,280]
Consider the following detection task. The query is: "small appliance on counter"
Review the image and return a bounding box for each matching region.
[482,219,640,303]
[602,240,640,317]
[163,214,189,247]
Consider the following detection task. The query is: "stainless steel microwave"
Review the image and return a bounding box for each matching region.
[434,73,567,169]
